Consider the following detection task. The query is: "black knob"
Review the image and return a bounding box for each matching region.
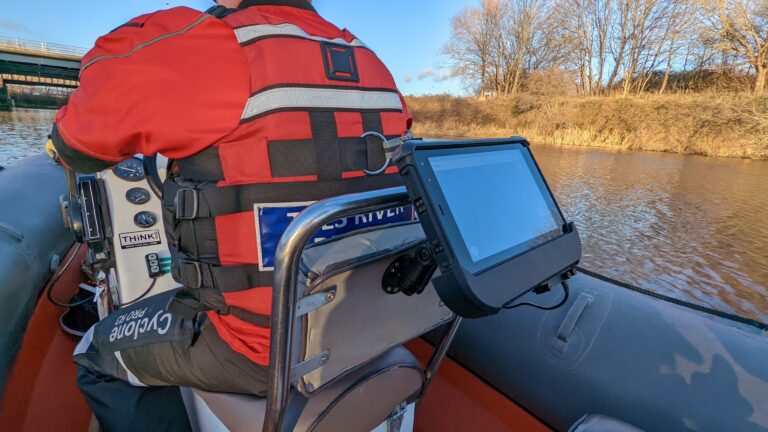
[134,211,158,228]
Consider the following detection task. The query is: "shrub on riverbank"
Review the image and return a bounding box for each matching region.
[10,93,69,110]
[406,93,768,159]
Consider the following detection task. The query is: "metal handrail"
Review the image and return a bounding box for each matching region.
[265,187,412,432]
[0,35,86,58]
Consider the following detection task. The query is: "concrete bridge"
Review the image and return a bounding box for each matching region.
[0,37,84,110]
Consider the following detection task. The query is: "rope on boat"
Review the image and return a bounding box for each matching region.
[576,266,768,332]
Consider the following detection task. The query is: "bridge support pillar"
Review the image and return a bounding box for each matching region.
[0,76,11,111]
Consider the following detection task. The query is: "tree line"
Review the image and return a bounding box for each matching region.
[444,0,768,96]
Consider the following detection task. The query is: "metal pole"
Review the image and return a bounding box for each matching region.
[423,316,462,390]
[264,187,411,432]
[0,75,11,112]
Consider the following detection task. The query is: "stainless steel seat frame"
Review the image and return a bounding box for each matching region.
[264,186,461,432]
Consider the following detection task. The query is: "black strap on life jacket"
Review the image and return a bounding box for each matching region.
[173,135,400,184]
[237,0,317,12]
[173,127,398,185]
[167,285,272,328]
[168,173,402,220]
[205,5,237,19]
[224,305,272,327]
[173,147,224,182]
[310,111,342,181]
[170,110,401,219]
[173,254,274,292]
[362,112,387,171]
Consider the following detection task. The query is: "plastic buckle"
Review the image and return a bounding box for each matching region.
[217,305,232,316]
[178,259,202,290]
[174,188,199,220]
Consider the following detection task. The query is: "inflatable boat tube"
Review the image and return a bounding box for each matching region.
[0,155,73,394]
[447,272,768,431]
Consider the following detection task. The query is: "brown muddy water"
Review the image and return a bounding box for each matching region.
[1,109,767,322]
[534,144,768,323]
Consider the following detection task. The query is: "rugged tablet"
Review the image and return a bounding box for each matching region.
[395,138,582,317]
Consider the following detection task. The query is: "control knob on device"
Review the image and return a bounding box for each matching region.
[134,211,158,228]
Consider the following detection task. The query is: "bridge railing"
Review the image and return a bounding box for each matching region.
[0,36,86,58]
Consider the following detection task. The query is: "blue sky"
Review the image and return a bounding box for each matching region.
[0,0,475,95]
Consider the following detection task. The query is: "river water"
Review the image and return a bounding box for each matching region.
[1,109,767,322]
[534,145,768,323]
[0,109,55,165]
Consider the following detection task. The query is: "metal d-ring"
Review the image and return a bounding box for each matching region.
[361,131,392,176]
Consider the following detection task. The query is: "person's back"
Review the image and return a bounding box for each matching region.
[50,1,411,430]
[163,0,411,368]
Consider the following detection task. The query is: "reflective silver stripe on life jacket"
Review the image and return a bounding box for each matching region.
[235,23,367,47]
[241,87,403,120]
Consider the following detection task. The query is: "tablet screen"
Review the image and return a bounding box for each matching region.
[429,148,564,265]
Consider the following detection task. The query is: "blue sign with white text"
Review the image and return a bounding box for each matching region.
[255,203,415,269]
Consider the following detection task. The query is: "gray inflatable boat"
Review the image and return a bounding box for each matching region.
[0,155,72,389]
[445,269,768,431]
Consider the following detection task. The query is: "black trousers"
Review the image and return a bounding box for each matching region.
[74,289,269,432]
[77,366,193,432]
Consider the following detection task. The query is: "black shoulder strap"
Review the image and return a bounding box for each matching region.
[205,5,236,18]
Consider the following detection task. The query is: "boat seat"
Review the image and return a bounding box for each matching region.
[294,222,452,395]
[185,222,451,431]
[183,346,423,432]
[569,414,644,432]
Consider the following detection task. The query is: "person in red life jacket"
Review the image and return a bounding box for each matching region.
[50,0,411,430]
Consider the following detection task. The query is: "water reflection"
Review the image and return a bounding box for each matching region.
[0,109,55,167]
[0,112,766,322]
[535,145,768,322]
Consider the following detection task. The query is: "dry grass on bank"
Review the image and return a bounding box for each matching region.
[405,93,768,159]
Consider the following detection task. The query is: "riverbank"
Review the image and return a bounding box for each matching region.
[9,94,68,110]
[406,93,768,159]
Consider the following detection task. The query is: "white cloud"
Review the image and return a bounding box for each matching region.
[435,70,454,82]
[403,73,413,83]
[417,68,455,82]
[418,69,436,80]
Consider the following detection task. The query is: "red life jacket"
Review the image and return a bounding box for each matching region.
[162,1,412,366]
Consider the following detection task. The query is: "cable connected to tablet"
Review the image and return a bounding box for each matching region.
[502,281,570,311]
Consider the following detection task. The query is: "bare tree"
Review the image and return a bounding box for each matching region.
[508,0,547,93]
[659,1,699,93]
[593,0,614,92]
[553,0,596,93]
[617,0,687,95]
[445,0,570,96]
[442,0,744,96]
[698,0,768,94]
[554,0,639,94]
[444,0,505,96]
